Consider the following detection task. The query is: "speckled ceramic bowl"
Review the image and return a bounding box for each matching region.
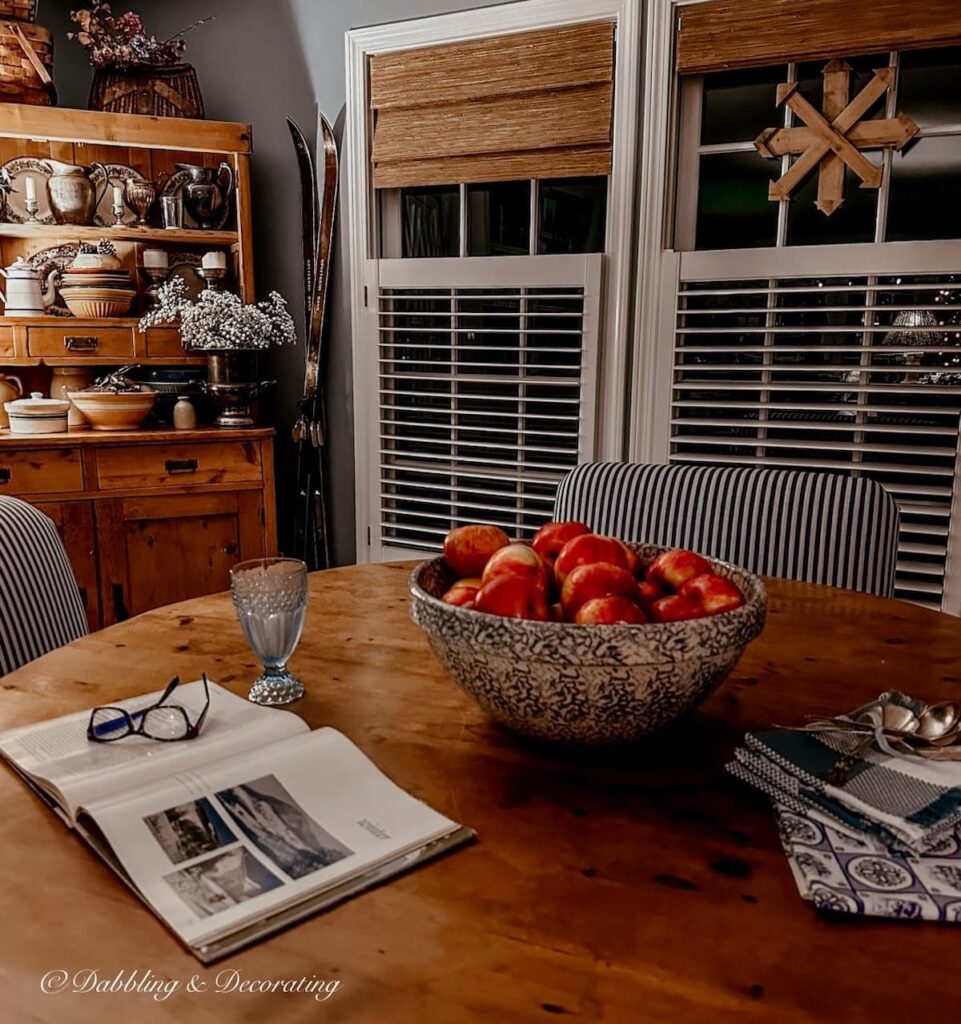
[409,544,767,745]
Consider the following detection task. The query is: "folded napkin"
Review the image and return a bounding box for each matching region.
[775,802,961,923]
[728,724,961,855]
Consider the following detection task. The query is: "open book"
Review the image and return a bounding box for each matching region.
[0,681,472,962]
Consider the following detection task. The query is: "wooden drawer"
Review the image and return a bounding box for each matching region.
[0,326,13,358]
[0,448,84,495]
[95,440,263,491]
[27,327,134,359]
[143,328,187,359]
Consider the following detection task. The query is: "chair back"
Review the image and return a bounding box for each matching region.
[554,463,900,597]
[0,496,87,675]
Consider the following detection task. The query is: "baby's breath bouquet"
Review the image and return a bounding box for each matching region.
[139,277,296,351]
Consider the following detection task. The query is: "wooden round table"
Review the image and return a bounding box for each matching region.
[2,563,960,1023]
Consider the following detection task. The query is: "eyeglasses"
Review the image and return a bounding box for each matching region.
[87,675,211,743]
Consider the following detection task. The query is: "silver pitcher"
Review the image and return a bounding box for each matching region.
[175,162,234,229]
[42,160,109,226]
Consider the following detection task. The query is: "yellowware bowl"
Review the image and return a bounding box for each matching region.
[59,287,136,319]
[67,388,157,431]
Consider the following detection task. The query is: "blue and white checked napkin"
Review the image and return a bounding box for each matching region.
[729,725,961,855]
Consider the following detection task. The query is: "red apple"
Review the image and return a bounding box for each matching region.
[650,594,705,623]
[560,562,640,618]
[481,542,548,589]
[532,520,591,565]
[575,596,648,625]
[636,580,665,612]
[680,574,744,615]
[443,524,510,578]
[619,540,642,578]
[442,577,481,607]
[647,549,713,592]
[554,534,633,585]
[475,574,549,621]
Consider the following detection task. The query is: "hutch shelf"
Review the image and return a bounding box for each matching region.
[0,104,277,627]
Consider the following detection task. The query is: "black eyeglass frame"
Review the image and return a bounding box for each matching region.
[86,674,211,743]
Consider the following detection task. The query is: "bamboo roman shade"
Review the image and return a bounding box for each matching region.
[676,0,961,74]
[369,21,615,189]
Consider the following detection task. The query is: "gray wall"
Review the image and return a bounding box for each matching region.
[42,0,514,563]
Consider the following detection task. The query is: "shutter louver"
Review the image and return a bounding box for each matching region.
[374,255,600,555]
[670,271,961,610]
[369,22,614,189]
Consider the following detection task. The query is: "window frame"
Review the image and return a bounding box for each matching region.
[345,0,642,562]
[675,52,961,252]
[630,0,961,612]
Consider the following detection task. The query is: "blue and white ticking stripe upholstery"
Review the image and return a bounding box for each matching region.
[554,463,900,597]
[0,496,87,676]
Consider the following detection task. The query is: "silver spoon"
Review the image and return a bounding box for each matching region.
[918,701,961,745]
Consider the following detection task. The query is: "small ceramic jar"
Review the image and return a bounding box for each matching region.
[173,395,197,430]
[5,392,70,434]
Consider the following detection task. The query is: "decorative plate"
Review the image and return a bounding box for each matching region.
[0,156,55,225]
[27,243,78,316]
[159,170,231,231]
[92,163,148,227]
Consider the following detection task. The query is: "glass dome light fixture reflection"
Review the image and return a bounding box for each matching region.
[883,309,947,365]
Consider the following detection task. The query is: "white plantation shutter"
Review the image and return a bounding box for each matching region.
[667,245,961,612]
[360,254,602,560]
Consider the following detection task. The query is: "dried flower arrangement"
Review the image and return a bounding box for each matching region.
[68,3,213,70]
[139,277,297,352]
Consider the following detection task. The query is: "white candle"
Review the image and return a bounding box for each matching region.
[202,250,226,270]
[112,185,124,207]
[23,176,36,203]
[143,248,168,269]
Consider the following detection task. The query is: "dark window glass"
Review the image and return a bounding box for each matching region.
[538,176,607,254]
[467,181,530,256]
[401,186,459,257]
[701,66,785,145]
[695,152,780,250]
[887,136,961,242]
[786,163,878,246]
[899,46,961,130]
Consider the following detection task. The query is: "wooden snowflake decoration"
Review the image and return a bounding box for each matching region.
[755,60,919,215]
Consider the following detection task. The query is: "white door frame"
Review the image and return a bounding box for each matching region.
[345,0,642,561]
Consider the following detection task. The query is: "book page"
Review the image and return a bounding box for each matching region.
[0,681,308,823]
[81,728,460,948]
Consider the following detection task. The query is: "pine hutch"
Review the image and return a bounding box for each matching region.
[0,104,277,630]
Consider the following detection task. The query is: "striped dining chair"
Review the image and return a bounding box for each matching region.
[0,496,87,676]
[553,463,900,597]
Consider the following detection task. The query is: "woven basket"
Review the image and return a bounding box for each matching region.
[0,20,53,105]
[0,1,38,22]
[89,62,204,118]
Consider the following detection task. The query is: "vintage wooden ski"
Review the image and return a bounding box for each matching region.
[288,112,339,569]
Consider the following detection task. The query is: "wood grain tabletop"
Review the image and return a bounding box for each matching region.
[1,561,959,1024]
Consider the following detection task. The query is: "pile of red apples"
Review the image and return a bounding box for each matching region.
[440,521,744,625]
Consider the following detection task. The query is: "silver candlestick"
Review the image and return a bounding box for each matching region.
[112,201,125,226]
[24,196,39,221]
[139,266,168,310]
[194,266,227,291]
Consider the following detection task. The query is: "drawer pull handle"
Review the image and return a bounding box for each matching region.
[0,468,9,484]
[64,336,99,352]
[165,458,198,475]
